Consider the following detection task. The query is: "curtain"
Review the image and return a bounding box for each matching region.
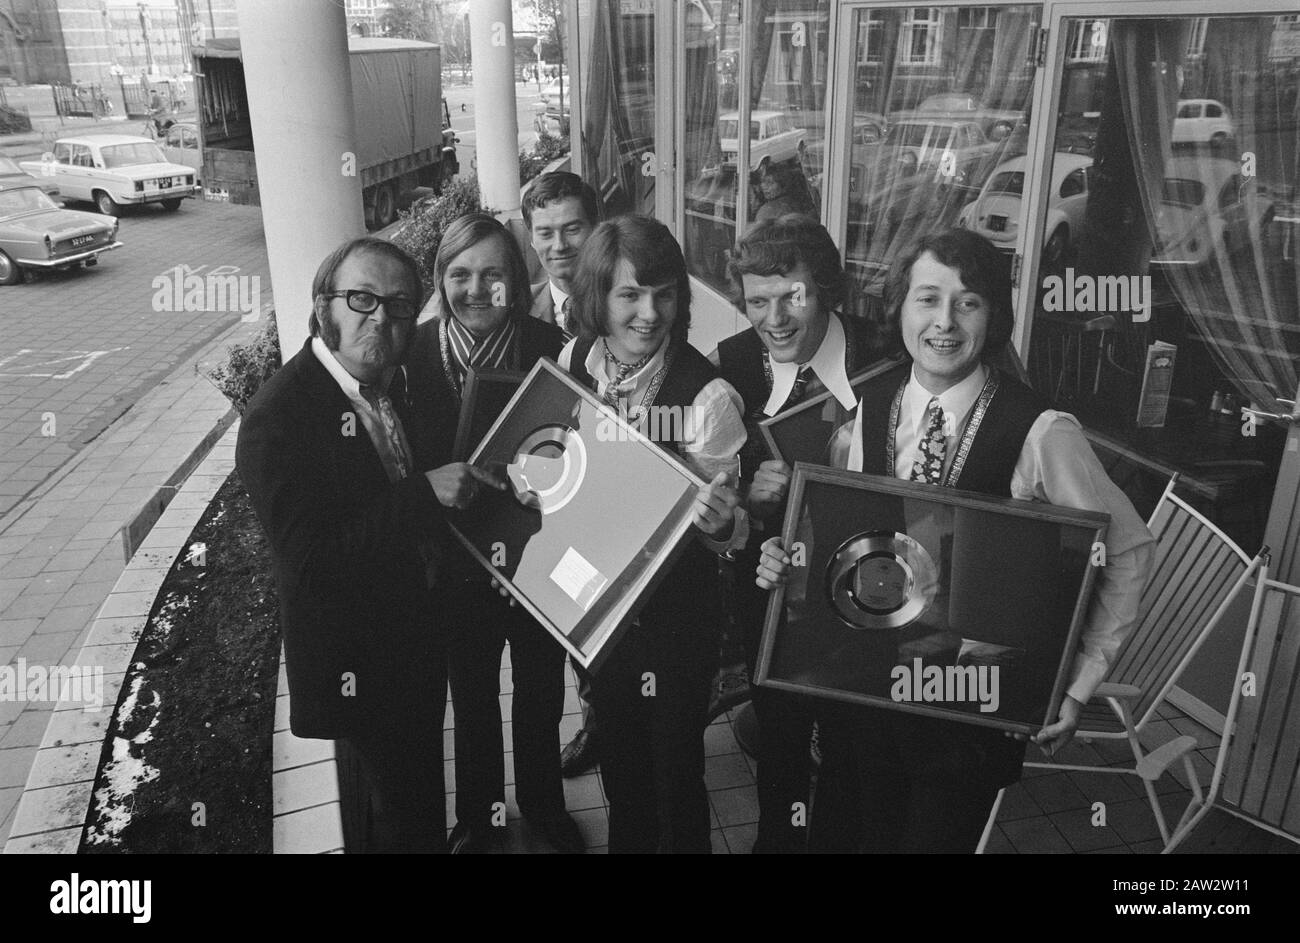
[1111,17,1300,413]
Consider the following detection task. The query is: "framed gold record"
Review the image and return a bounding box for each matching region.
[755,463,1110,734]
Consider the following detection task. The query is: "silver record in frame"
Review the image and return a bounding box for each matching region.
[826,530,937,629]
[506,424,588,514]
[449,358,705,673]
[755,463,1111,734]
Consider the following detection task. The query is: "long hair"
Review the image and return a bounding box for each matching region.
[884,227,1014,356]
[569,214,691,345]
[726,215,846,315]
[308,236,421,337]
[432,212,533,324]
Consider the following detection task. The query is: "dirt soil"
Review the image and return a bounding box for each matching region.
[81,471,281,853]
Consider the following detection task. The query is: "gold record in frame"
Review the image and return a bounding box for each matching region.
[826,530,938,629]
[505,424,588,515]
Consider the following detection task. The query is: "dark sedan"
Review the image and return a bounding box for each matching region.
[0,183,121,285]
[0,155,60,200]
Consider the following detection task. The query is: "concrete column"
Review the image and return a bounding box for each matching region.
[235,0,362,356]
[468,0,521,217]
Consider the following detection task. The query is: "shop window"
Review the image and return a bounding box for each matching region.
[841,4,1039,337]
[681,0,829,296]
[575,0,656,219]
[1023,14,1297,550]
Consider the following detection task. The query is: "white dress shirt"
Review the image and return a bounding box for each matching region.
[837,363,1154,705]
[764,311,860,416]
[312,337,414,484]
[549,281,571,335]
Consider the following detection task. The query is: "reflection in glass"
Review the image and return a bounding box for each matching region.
[1027,14,1298,551]
[577,0,656,218]
[682,1,829,295]
[843,5,1040,334]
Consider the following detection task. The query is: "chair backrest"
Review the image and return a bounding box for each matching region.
[1107,477,1259,730]
[1223,578,1300,841]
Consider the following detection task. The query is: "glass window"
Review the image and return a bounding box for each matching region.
[1024,13,1298,551]
[576,0,656,218]
[843,5,1040,332]
[681,0,829,295]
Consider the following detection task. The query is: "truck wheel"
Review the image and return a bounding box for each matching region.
[0,250,24,285]
[374,183,397,228]
[94,190,121,216]
[161,198,182,211]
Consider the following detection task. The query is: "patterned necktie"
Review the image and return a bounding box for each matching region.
[779,365,812,413]
[559,297,574,342]
[910,398,947,485]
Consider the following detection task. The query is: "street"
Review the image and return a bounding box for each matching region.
[0,198,271,518]
[0,77,561,520]
[443,79,554,174]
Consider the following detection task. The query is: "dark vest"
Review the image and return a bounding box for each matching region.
[853,362,1049,788]
[567,336,723,647]
[717,312,890,479]
[857,363,1048,496]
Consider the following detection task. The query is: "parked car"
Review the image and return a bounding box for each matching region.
[958,152,1093,269]
[0,182,121,285]
[877,115,1008,189]
[18,134,199,216]
[1152,157,1274,267]
[717,110,807,170]
[915,94,1026,141]
[159,121,202,183]
[803,111,887,187]
[0,155,61,201]
[1172,98,1233,146]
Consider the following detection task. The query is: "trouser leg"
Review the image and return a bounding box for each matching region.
[446,589,507,827]
[506,609,568,819]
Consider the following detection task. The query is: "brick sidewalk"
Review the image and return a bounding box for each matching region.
[0,319,263,847]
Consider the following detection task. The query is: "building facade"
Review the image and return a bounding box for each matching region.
[0,0,237,86]
[560,0,1300,720]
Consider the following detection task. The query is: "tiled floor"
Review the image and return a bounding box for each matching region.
[458,645,1298,854]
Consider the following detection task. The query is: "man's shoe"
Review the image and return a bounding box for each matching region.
[528,812,585,854]
[560,726,598,778]
[448,820,503,854]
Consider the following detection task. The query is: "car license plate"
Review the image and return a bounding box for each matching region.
[156,177,172,189]
[71,234,95,247]
[989,215,1007,232]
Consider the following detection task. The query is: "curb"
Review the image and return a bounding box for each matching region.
[2,426,237,853]
[2,421,345,854]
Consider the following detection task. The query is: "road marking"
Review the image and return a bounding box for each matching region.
[0,347,129,380]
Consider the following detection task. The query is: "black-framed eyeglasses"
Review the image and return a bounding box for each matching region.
[322,289,417,321]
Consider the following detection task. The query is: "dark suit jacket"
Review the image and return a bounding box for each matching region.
[529,281,561,328]
[236,339,447,740]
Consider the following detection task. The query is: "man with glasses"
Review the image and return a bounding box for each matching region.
[237,237,502,853]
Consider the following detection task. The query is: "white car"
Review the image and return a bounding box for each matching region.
[1153,156,1274,267]
[19,134,199,216]
[718,110,807,171]
[159,122,202,184]
[958,152,1092,268]
[1172,99,1233,146]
